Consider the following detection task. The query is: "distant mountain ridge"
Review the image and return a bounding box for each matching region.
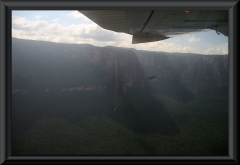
[134,50,228,102]
[12,38,228,103]
[12,38,144,96]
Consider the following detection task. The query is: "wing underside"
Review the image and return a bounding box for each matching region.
[80,10,228,44]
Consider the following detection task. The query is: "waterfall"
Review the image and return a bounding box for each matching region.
[115,53,118,95]
[114,54,118,111]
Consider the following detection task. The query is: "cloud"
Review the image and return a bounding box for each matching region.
[204,43,228,55]
[34,15,42,19]
[34,14,47,19]
[12,15,20,19]
[12,16,122,44]
[67,11,89,21]
[131,42,194,53]
[70,25,121,42]
[52,18,60,22]
[67,11,93,24]
[12,17,49,31]
[188,36,200,43]
[12,15,227,55]
[67,11,83,18]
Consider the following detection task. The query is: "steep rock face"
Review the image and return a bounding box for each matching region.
[135,51,228,102]
[12,37,228,101]
[12,38,144,95]
[87,47,144,94]
[135,51,176,81]
[135,51,195,103]
[181,55,228,88]
[135,51,228,88]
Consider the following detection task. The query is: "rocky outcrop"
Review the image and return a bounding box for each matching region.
[135,51,228,88]
[179,55,228,88]
[12,38,228,101]
[135,51,176,81]
[12,38,145,95]
[135,50,228,102]
[87,47,144,94]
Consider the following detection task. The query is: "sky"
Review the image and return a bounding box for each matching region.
[12,10,228,55]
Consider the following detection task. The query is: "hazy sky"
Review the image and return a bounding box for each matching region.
[12,10,228,55]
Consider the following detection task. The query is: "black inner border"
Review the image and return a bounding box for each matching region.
[0,0,238,164]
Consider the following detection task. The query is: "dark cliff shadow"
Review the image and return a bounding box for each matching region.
[145,79,196,103]
[110,88,180,136]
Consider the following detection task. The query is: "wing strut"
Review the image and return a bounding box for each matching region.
[140,10,155,33]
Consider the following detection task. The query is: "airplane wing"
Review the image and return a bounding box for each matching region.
[79,10,228,44]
